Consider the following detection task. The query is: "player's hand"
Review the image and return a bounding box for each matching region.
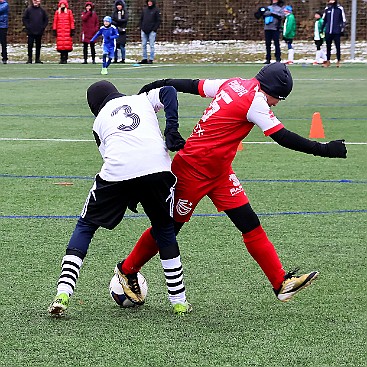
[165,130,186,152]
[138,80,166,94]
[326,139,347,158]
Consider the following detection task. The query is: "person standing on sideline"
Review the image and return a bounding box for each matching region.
[322,0,346,68]
[22,0,48,64]
[138,0,160,64]
[80,1,99,64]
[0,0,9,64]
[263,0,284,64]
[48,80,191,316]
[111,0,128,63]
[52,0,75,64]
[282,5,296,65]
[90,16,119,75]
[313,11,326,65]
[119,63,347,307]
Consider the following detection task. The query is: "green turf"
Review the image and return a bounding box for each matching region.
[0,63,366,367]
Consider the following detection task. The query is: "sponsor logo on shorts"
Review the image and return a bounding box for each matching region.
[229,173,244,196]
[176,199,193,216]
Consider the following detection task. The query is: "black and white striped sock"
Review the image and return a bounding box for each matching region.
[56,255,83,296]
[161,255,187,305]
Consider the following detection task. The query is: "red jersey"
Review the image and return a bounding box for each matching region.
[177,77,284,178]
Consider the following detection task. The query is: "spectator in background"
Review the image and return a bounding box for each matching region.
[138,0,160,64]
[53,0,75,64]
[22,0,48,64]
[282,5,296,65]
[263,0,285,64]
[111,0,128,63]
[313,11,326,65]
[322,0,346,68]
[0,0,9,64]
[81,1,99,64]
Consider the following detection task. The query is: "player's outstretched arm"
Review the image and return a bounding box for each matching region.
[159,86,186,152]
[270,127,347,158]
[139,79,200,95]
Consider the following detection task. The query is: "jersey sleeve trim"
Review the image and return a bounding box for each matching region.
[198,80,206,97]
[264,123,284,136]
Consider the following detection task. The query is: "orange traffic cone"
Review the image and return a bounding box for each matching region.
[237,141,244,151]
[309,112,325,139]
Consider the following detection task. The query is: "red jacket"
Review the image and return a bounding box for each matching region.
[81,1,99,43]
[53,0,75,51]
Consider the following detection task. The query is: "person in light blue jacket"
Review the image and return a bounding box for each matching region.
[91,16,119,75]
[0,0,9,64]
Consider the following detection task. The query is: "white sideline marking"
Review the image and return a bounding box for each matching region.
[0,138,365,145]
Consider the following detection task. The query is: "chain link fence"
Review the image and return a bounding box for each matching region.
[7,0,367,44]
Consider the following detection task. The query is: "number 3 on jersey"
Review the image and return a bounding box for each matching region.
[115,105,140,131]
[201,90,233,122]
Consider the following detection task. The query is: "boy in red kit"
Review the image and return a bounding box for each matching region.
[121,63,347,309]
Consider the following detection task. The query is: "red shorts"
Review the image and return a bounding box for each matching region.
[171,155,249,222]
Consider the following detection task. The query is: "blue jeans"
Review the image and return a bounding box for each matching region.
[141,30,156,61]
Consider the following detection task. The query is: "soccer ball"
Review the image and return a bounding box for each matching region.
[109,272,148,308]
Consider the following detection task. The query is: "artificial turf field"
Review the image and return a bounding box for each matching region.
[0,62,366,367]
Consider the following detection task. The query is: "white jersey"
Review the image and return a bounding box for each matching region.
[93,90,171,181]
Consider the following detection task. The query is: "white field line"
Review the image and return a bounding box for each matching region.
[0,138,365,145]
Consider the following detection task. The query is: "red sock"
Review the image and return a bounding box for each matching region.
[122,227,159,274]
[242,225,286,290]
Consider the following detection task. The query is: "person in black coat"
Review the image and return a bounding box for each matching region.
[111,0,128,63]
[22,0,48,64]
[322,0,346,67]
[138,0,160,64]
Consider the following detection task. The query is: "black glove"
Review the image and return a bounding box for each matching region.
[53,30,57,37]
[70,29,75,37]
[128,199,139,213]
[325,139,347,158]
[138,80,166,94]
[165,130,186,152]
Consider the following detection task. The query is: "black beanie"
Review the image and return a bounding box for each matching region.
[87,80,119,116]
[255,62,293,100]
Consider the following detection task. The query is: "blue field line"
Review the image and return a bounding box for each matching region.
[1,209,366,220]
[1,173,366,184]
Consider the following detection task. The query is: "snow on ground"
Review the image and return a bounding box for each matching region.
[4,40,367,64]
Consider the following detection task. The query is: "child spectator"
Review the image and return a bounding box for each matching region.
[91,16,119,75]
[80,1,99,64]
[313,11,326,65]
[111,0,128,63]
[52,0,75,64]
[22,0,48,64]
[282,5,296,65]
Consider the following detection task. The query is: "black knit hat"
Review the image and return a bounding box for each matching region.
[87,80,119,116]
[255,62,293,100]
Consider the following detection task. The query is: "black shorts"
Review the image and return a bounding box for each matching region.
[81,172,176,230]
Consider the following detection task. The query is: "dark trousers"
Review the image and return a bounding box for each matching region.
[265,29,281,62]
[325,33,341,61]
[59,50,69,63]
[27,34,42,61]
[83,42,96,61]
[0,28,8,61]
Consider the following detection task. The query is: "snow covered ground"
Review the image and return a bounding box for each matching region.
[5,40,367,64]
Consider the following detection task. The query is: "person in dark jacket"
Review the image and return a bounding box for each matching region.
[22,0,48,64]
[138,0,160,64]
[0,0,9,64]
[322,0,346,67]
[262,0,285,64]
[111,0,128,63]
[80,1,99,64]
